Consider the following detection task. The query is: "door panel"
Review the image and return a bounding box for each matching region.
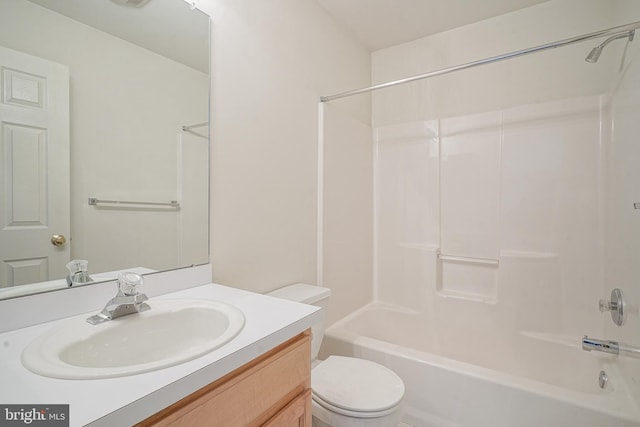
[0,46,69,287]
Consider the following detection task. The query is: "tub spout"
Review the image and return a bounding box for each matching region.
[582,335,619,355]
[582,335,640,359]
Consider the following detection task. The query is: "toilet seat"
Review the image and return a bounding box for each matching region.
[312,393,397,418]
[311,356,404,419]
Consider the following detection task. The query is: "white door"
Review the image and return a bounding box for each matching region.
[0,46,70,287]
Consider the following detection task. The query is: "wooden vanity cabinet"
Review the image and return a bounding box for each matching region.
[137,331,312,427]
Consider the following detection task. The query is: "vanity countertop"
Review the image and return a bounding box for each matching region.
[0,283,321,427]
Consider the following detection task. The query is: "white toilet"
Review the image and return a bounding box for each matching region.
[268,284,405,427]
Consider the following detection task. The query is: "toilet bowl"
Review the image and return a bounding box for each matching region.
[267,284,404,427]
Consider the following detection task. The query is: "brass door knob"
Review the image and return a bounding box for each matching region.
[51,234,66,246]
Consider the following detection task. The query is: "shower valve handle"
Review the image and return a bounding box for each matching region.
[599,288,625,327]
[599,299,618,312]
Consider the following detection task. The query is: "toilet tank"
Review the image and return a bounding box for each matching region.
[267,283,331,361]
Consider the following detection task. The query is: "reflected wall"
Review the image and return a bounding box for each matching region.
[0,0,209,293]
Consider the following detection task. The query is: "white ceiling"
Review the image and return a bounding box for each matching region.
[315,0,551,51]
[26,0,210,73]
[26,0,552,69]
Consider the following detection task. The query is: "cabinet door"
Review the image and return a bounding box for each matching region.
[137,332,311,427]
[262,389,311,427]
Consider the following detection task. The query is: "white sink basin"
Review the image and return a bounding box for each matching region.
[21,299,245,379]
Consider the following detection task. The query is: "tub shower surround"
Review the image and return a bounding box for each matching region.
[374,94,604,329]
[321,93,640,426]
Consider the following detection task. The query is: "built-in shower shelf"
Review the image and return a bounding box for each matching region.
[499,250,558,259]
[436,253,499,303]
[398,243,440,250]
[437,254,499,266]
[435,288,498,304]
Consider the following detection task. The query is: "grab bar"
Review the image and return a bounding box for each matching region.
[582,335,640,359]
[88,198,180,208]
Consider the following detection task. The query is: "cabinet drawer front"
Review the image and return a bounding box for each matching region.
[262,389,311,427]
[141,332,310,427]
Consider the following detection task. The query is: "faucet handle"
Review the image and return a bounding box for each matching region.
[66,259,93,286]
[118,272,144,296]
[599,288,625,327]
[66,259,89,275]
[599,299,618,312]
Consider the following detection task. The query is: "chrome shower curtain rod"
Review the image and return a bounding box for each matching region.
[320,20,640,103]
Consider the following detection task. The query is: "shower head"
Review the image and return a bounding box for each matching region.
[585,45,604,63]
[585,30,635,63]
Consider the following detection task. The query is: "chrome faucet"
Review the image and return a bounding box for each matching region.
[86,272,150,325]
[582,335,640,359]
[582,335,619,355]
[66,259,94,287]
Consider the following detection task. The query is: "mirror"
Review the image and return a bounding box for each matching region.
[0,0,210,299]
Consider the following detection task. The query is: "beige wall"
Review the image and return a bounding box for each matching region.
[199,0,640,337]
[198,0,371,294]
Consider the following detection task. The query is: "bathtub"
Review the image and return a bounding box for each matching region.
[320,303,640,427]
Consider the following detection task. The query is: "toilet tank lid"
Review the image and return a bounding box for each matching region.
[267,283,331,304]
